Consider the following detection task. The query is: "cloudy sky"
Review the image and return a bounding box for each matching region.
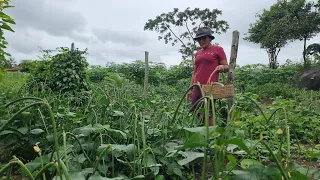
[3,0,319,67]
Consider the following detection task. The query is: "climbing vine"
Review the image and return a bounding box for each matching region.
[49,46,89,93]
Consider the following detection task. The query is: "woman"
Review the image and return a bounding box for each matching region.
[187,27,229,126]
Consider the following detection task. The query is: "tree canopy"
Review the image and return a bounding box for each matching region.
[245,0,320,68]
[143,7,229,60]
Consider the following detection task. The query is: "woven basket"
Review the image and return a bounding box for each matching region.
[191,69,234,99]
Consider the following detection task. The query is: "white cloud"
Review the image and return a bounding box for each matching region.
[2,0,319,67]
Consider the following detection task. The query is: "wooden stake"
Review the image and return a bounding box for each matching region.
[71,42,75,52]
[144,51,149,100]
[227,30,240,114]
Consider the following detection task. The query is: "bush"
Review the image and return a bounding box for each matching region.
[49,47,89,93]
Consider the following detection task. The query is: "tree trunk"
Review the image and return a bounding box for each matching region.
[303,37,307,67]
[267,48,278,69]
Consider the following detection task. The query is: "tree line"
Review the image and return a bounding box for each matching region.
[144,0,320,68]
[1,0,319,72]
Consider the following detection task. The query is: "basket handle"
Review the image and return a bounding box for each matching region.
[206,69,222,85]
[206,69,228,85]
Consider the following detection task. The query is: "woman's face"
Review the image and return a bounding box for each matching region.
[196,36,212,49]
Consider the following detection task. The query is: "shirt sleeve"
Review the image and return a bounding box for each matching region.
[217,47,227,62]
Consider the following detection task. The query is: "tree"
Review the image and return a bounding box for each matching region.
[244,1,292,69]
[286,0,320,66]
[306,43,320,63]
[0,0,15,70]
[306,43,320,55]
[143,7,229,60]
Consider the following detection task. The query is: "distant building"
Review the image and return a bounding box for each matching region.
[5,66,22,72]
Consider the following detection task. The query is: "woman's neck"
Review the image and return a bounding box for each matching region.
[203,44,213,50]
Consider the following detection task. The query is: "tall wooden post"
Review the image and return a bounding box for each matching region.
[227,31,240,114]
[144,51,149,100]
[71,42,75,52]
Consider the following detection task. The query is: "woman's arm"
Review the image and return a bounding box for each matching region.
[215,47,229,73]
[216,59,229,73]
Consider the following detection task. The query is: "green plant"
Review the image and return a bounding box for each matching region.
[50,47,89,93]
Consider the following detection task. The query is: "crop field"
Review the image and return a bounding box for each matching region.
[0,51,320,180]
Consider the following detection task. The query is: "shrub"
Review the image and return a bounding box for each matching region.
[49,47,89,93]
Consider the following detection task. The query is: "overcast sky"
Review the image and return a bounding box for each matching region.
[3,0,319,67]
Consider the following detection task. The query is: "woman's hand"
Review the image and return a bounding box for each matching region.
[186,89,193,101]
[215,65,229,72]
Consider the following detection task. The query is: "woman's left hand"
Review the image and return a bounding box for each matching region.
[215,65,228,72]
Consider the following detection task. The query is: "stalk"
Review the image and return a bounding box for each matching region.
[63,130,69,170]
[141,111,147,175]
[38,108,49,134]
[4,97,43,108]
[42,101,62,178]
[0,102,44,132]
[201,99,209,180]
[92,144,111,176]
[0,157,35,180]
[65,132,92,162]
[171,84,201,124]
[6,164,12,180]
[34,162,56,179]
[261,141,289,180]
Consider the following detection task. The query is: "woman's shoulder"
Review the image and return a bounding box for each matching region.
[212,45,225,50]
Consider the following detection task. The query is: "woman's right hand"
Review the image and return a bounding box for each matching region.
[186,89,193,101]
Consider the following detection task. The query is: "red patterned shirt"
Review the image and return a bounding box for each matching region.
[193,45,227,84]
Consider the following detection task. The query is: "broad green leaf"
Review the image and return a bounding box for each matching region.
[103,125,127,139]
[30,128,45,135]
[173,167,182,177]
[155,175,165,180]
[227,154,237,164]
[146,153,161,175]
[248,164,266,179]
[88,174,123,180]
[131,175,145,179]
[224,138,251,155]
[181,132,206,149]
[289,171,309,180]
[235,129,245,139]
[164,142,179,152]
[73,124,93,136]
[113,110,124,117]
[183,126,215,137]
[0,130,14,136]
[177,151,204,166]
[17,127,28,135]
[240,159,263,170]
[263,165,282,180]
[230,172,256,180]
[69,171,86,180]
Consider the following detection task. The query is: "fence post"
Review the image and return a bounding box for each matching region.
[144,51,149,100]
[71,42,75,52]
[227,30,240,116]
